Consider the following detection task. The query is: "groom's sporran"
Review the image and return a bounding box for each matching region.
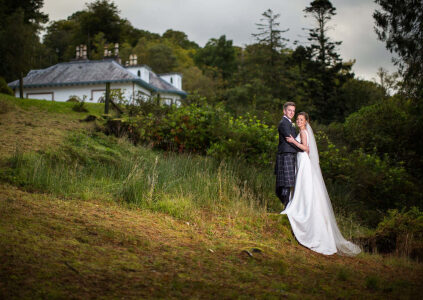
[275,102,302,206]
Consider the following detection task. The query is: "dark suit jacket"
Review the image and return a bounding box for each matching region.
[277,117,302,154]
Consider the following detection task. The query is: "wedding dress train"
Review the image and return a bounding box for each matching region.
[281,124,361,256]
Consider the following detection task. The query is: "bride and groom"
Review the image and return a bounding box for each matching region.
[275,102,361,256]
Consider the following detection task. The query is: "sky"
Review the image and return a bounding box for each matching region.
[41,0,396,81]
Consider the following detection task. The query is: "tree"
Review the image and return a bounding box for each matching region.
[302,0,353,123]
[252,9,289,69]
[77,0,123,43]
[162,29,199,49]
[194,35,236,82]
[43,20,78,62]
[0,0,48,81]
[146,43,178,73]
[373,0,423,184]
[0,0,48,27]
[374,0,423,98]
[304,0,341,67]
[250,9,291,99]
[373,67,399,97]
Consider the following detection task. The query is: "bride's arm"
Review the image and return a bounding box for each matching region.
[286,131,309,153]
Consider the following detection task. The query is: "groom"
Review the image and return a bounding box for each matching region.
[275,102,302,207]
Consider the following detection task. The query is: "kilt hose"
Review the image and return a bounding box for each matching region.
[275,153,297,188]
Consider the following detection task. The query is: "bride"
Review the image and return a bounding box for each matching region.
[281,112,361,256]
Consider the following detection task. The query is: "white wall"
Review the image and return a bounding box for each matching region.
[160,93,181,106]
[159,74,182,90]
[126,66,150,83]
[15,83,152,103]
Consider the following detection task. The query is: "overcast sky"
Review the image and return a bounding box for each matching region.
[41,0,396,81]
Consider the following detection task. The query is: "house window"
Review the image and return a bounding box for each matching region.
[170,77,173,84]
[137,70,141,77]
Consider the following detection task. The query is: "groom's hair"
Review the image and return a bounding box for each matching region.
[283,102,296,110]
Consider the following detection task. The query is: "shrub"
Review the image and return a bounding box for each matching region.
[0,77,13,95]
[207,114,277,166]
[374,207,423,258]
[317,130,419,225]
[106,103,277,166]
[72,101,88,112]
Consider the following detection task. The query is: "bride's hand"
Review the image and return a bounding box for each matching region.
[286,135,295,143]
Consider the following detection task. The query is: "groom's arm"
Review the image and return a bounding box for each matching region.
[279,121,303,152]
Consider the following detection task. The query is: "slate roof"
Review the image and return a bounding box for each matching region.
[8,59,187,97]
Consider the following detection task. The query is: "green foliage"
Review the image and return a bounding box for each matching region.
[372,207,423,257]
[76,0,124,44]
[337,79,385,119]
[343,96,422,179]
[377,207,423,239]
[102,98,422,226]
[146,43,178,73]
[162,29,199,49]
[107,102,277,166]
[0,1,49,81]
[72,101,88,112]
[207,114,277,166]
[374,0,423,98]
[317,130,419,225]
[194,35,237,81]
[1,131,270,219]
[0,77,13,95]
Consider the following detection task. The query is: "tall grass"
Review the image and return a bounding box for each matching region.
[0,130,367,237]
[2,131,272,220]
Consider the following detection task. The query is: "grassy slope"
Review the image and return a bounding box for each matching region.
[0,94,422,299]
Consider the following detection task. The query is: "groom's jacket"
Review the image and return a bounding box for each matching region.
[277,117,302,154]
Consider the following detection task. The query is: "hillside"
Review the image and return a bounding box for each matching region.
[0,94,422,299]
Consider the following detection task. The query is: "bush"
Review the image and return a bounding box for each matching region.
[207,114,277,166]
[104,100,422,226]
[0,77,13,95]
[106,103,277,166]
[361,207,423,259]
[343,95,423,183]
[317,130,420,225]
[72,101,88,112]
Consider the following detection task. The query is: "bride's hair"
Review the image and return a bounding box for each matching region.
[298,112,309,123]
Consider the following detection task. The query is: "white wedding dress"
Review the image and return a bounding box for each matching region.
[281,124,361,256]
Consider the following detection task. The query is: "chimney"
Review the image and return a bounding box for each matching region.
[128,54,138,66]
[76,45,87,60]
[82,45,87,59]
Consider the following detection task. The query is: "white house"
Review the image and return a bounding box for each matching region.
[8,58,187,105]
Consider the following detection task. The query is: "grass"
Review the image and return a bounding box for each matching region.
[0,95,106,159]
[0,93,422,298]
[1,184,422,299]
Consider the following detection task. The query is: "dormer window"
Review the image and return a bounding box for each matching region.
[137,70,141,77]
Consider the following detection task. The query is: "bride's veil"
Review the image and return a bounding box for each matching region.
[306,123,361,256]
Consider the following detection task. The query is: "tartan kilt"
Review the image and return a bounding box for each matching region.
[274,153,296,187]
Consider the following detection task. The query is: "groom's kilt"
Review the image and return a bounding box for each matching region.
[275,153,296,187]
